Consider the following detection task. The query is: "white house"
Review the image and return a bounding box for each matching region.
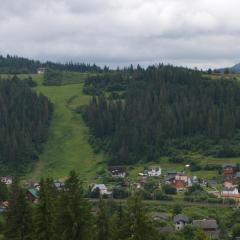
[1,176,13,185]
[147,166,161,177]
[221,187,239,196]
[173,214,189,230]
[37,68,45,74]
[92,184,111,195]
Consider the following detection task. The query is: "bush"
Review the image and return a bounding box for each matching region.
[155,190,173,201]
[112,187,129,199]
[163,185,177,195]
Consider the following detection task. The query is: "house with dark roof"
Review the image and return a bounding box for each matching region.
[223,164,236,183]
[192,219,220,239]
[108,166,127,178]
[173,214,189,230]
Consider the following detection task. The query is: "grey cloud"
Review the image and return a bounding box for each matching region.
[0,0,240,69]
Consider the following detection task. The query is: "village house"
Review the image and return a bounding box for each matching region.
[192,219,220,239]
[54,180,64,190]
[165,172,188,191]
[173,214,189,230]
[164,171,178,184]
[135,176,148,189]
[108,166,127,178]
[1,176,13,185]
[26,188,39,203]
[92,184,111,196]
[175,173,188,183]
[146,166,162,177]
[187,176,198,187]
[0,201,8,213]
[221,187,239,196]
[223,164,236,183]
[37,68,45,74]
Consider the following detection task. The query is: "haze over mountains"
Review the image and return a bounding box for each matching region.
[217,63,240,73]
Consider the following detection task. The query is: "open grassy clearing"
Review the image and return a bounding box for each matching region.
[20,74,105,182]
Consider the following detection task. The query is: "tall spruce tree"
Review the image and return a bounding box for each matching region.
[55,171,93,240]
[4,182,33,240]
[124,193,158,240]
[33,178,56,240]
[96,199,112,240]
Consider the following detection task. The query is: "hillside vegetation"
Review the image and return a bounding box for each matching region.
[82,65,240,167]
[0,76,53,174]
[23,73,104,181]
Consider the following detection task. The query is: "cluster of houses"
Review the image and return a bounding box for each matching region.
[173,214,219,239]
[217,164,240,199]
[91,165,199,196]
[0,163,240,212]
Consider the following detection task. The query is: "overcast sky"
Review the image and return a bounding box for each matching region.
[0,0,240,69]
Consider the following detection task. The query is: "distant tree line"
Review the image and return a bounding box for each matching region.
[0,76,53,173]
[82,64,240,165]
[0,55,105,74]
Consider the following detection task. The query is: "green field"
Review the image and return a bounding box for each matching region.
[19,74,106,182]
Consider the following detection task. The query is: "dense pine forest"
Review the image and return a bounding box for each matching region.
[82,65,240,165]
[0,76,53,172]
[0,55,103,74]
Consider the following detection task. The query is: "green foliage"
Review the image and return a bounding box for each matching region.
[0,182,8,201]
[55,171,93,240]
[173,204,183,215]
[33,178,57,240]
[163,185,177,195]
[0,76,53,173]
[4,182,33,240]
[96,200,112,240]
[123,193,159,240]
[232,224,240,239]
[83,65,240,165]
[0,55,102,74]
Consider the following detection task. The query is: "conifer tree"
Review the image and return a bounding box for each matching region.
[55,171,93,240]
[5,182,33,240]
[96,199,112,240]
[34,178,56,240]
[124,193,158,240]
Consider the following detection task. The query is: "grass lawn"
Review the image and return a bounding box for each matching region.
[23,74,105,182]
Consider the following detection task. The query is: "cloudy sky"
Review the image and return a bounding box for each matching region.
[0,0,240,69]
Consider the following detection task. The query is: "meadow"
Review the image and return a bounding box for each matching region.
[18,74,106,182]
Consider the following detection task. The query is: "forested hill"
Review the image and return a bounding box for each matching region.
[0,55,103,74]
[82,65,240,165]
[0,76,53,173]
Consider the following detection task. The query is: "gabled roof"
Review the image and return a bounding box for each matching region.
[108,166,127,174]
[148,166,161,171]
[223,163,236,168]
[173,214,189,223]
[93,184,107,190]
[27,188,38,199]
[192,219,218,230]
[222,187,238,192]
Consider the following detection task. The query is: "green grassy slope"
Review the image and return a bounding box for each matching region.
[23,74,105,182]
